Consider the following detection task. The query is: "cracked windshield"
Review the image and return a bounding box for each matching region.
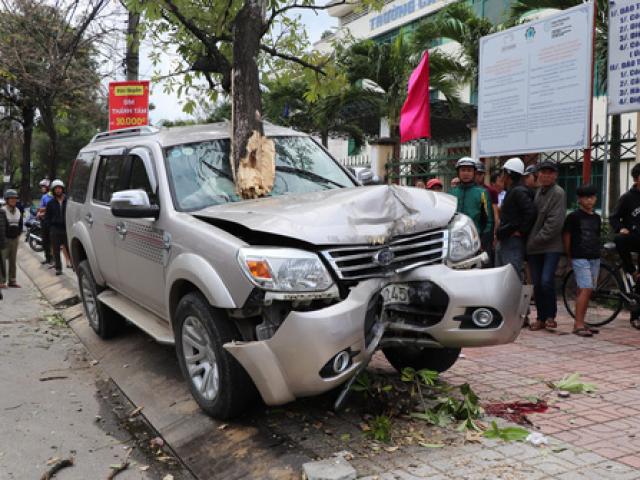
[165,136,354,210]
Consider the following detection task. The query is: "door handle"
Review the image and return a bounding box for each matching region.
[115,222,127,236]
[84,213,93,226]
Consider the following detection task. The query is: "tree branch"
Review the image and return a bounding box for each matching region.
[259,44,326,75]
[264,0,350,33]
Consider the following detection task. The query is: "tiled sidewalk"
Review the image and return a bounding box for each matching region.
[446,306,640,470]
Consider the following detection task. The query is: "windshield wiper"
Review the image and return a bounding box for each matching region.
[276,165,347,188]
[201,158,233,180]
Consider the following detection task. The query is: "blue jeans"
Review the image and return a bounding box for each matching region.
[528,252,561,322]
[495,236,525,281]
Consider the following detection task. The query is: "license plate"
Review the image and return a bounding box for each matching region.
[381,284,410,306]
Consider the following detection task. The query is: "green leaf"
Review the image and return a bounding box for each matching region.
[482,421,529,442]
[552,373,597,394]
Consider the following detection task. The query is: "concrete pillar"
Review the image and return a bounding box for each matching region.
[369,138,396,182]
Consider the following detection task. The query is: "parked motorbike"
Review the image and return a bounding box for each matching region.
[24,207,43,253]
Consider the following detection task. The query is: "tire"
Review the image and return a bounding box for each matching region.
[562,262,624,327]
[383,346,461,374]
[77,260,123,338]
[29,236,43,252]
[174,292,257,419]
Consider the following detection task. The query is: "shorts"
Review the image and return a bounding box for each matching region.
[572,258,600,289]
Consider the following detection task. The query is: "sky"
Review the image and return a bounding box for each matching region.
[133,8,337,123]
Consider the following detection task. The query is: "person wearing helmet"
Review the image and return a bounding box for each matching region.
[527,159,566,331]
[45,180,70,275]
[37,178,53,265]
[450,157,494,253]
[426,178,443,192]
[495,157,537,282]
[523,165,538,195]
[0,189,23,288]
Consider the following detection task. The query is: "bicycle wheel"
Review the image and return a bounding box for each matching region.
[562,263,625,327]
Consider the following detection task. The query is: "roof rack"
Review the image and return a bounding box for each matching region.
[90,126,159,143]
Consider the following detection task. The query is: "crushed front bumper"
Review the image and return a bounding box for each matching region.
[224,264,531,406]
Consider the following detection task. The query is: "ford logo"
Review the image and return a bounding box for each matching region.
[374,248,395,266]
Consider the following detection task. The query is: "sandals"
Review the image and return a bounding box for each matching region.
[529,320,545,331]
[545,319,558,330]
[573,327,593,337]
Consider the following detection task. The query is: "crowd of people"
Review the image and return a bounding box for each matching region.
[416,159,640,335]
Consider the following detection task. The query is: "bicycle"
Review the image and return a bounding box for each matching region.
[562,242,640,327]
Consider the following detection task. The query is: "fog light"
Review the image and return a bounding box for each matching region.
[333,350,351,374]
[471,308,494,327]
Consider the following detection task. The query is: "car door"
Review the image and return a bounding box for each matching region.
[113,148,166,315]
[89,150,129,287]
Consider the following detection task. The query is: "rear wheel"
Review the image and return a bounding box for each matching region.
[562,263,624,327]
[29,236,43,252]
[175,292,257,419]
[77,260,123,338]
[383,346,461,374]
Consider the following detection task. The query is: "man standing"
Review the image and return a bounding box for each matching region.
[450,157,494,252]
[476,161,499,266]
[495,158,536,280]
[0,190,23,288]
[610,163,640,328]
[37,179,53,265]
[45,180,68,276]
[527,160,566,331]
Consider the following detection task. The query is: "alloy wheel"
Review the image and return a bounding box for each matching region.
[181,315,220,401]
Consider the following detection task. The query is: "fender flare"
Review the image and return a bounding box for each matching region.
[69,223,105,286]
[165,253,237,314]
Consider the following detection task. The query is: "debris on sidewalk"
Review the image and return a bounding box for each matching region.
[526,432,549,447]
[548,373,597,394]
[128,406,144,418]
[484,400,548,425]
[40,456,74,480]
[482,421,529,442]
[302,455,357,480]
[106,447,132,480]
[38,375,69,382]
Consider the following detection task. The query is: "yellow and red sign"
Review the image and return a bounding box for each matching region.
[108,81,150,130]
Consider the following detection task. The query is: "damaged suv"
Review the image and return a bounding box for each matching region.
[67,123,531,419]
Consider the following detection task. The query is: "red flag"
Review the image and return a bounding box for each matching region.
[400,52,431,143]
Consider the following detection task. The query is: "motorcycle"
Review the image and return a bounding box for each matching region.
[24,207,44,253]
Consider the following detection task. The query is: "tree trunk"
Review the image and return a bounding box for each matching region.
[125,9,140,81]
[608,114,621,215]
[231,0,275,199]
[40,106,58,180]
[321,130,329,148]
[20,105,35,205]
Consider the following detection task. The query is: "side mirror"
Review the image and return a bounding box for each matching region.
[354,167,377,186]
[110,190,159,219]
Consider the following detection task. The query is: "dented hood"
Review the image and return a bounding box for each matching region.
[193,185,457,245]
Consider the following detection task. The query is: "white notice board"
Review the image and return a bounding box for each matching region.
[608,0,640,114]
[477,3,594,157]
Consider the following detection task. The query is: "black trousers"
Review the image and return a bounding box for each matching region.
[50,227,68,272]
[41,223,51,262]
[614,233,640,274]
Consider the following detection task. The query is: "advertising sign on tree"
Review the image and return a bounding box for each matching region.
[108,81,150,130]
[477,3,594,157]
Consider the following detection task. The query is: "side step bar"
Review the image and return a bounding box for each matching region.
[98,290,175,345]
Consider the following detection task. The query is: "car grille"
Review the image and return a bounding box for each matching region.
[321,229,448,280]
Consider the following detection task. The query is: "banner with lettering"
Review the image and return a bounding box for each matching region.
[608,0,640,114]
[108,81,150,130]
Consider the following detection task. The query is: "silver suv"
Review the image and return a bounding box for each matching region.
[67,123,530,419]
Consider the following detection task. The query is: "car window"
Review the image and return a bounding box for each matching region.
[128,155,154,200]
[68,152,95,203]
[93,155,129,204]
[164,136,355,211]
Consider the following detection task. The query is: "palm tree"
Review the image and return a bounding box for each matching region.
[510,0,619,210]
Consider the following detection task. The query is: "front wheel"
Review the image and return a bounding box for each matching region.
[174,292,257,419]
[383,346,461,374]
[77,260,123,338]
[29,235,43,252]
[562,262,624,327]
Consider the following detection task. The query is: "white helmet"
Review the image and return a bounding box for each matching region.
[50,179,65,190]
[455,157,477,170]
[503,157,525,175]
[39,179,50,188]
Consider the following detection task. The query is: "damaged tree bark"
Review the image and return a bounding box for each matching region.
[231,0,275,199]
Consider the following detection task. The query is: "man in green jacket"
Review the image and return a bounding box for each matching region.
[450,157,494,252]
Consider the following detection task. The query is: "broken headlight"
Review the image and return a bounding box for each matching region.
[238,247,334,292]
[447,214,480,262]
